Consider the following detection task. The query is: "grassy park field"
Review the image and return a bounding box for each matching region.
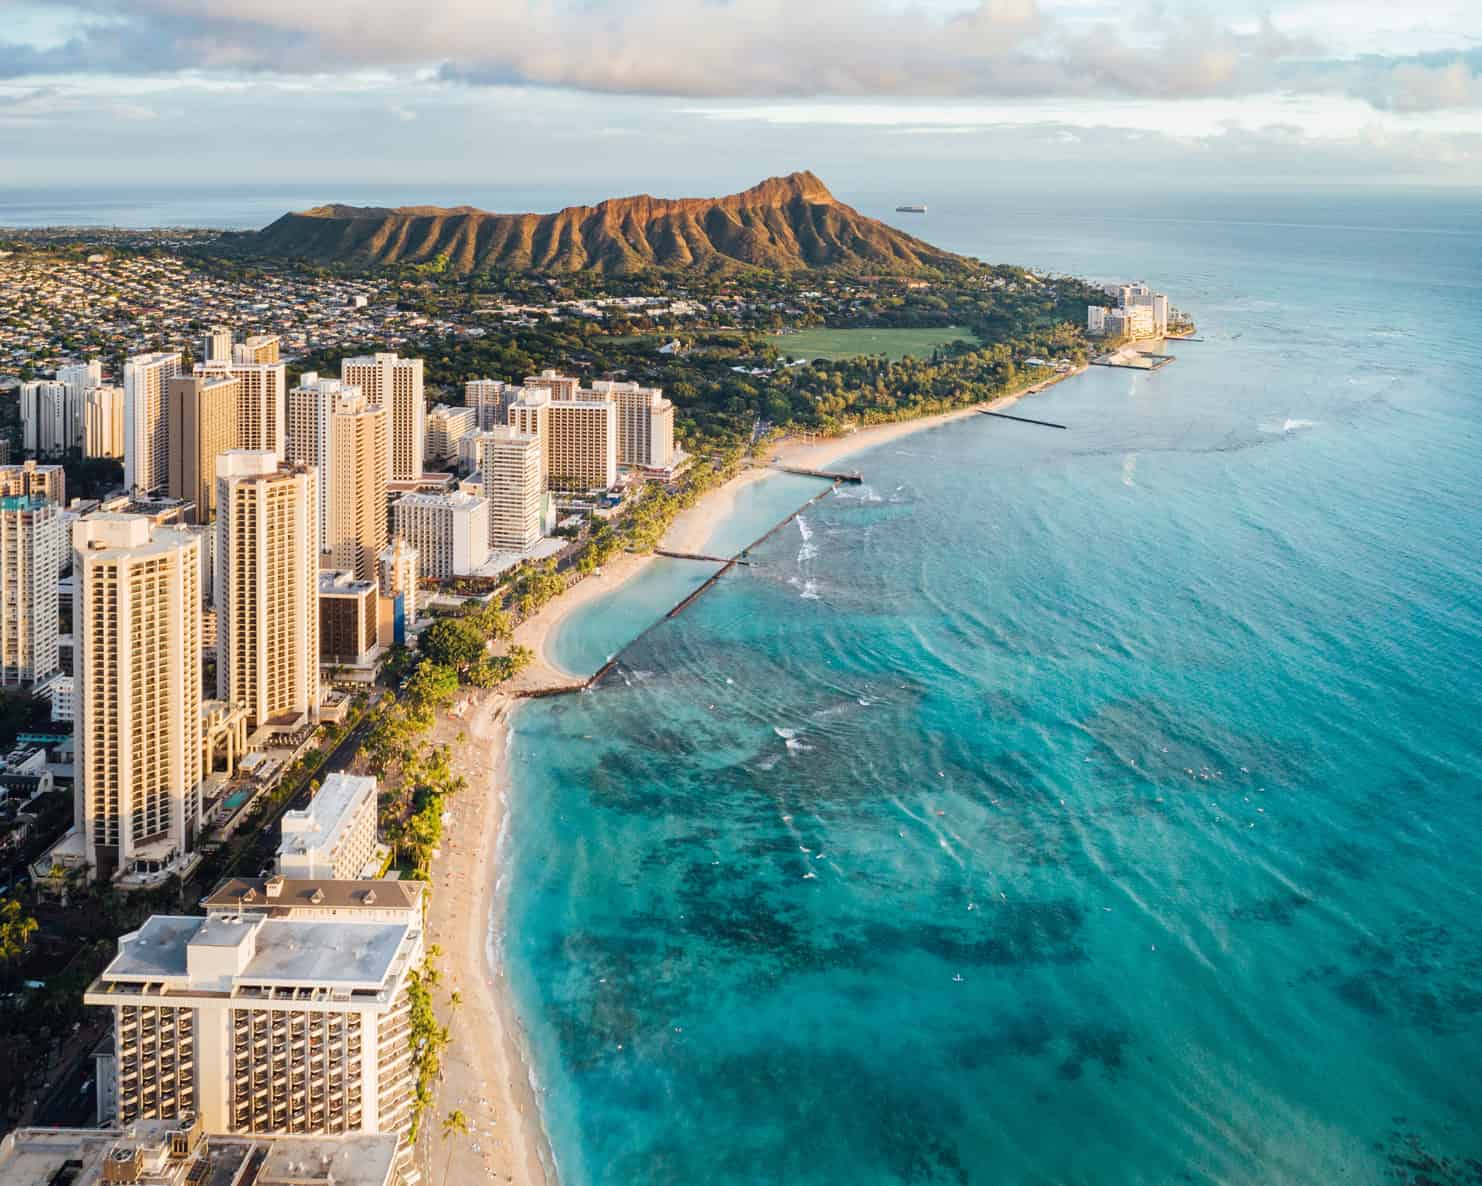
[776,325,978,361]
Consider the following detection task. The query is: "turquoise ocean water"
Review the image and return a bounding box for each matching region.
[502,191,1482,1186]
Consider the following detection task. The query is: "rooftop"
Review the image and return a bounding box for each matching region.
[98,913,409,992]
[202,875,425,916]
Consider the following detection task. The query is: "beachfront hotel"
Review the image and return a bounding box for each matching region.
[124,351,183,495]
[392,490,490,578]
[341,352,425,482]
[195,331,288,458]
[165,373,239,524]
[83,901,423,1169]
[590,379,677,470]
[214,451,320,737]
[70,515,203,881]
[84,382,126,458]
[470,426,544,551]
[288,376,389,583]
[276,773,380,880]
[1088,281,1170,339]
[0,495,64,688]
[509,388,617,491]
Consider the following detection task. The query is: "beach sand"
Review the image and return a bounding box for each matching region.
[422,692,552,1186]
[423,362,1086,1183]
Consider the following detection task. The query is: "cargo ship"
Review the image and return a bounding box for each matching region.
[895,204,927,214]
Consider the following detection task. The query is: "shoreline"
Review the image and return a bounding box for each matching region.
[510,362,1087,685]
[423,692,554,1186]
[426,360,1088,1184]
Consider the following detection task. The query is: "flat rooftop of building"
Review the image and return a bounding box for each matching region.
[0,1128,398,1186]
[279,772,375,851]
[202,876,425,915]
[101,913,409,990]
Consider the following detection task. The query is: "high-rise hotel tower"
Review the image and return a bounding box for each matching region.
[341,353,424,482]
[214,452,320,735]
[73,515,203,881]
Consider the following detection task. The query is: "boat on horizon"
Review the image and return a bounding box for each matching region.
[895,204,927,214]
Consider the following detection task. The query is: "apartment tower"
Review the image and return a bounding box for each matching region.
[84,384,126,458]
[0,496,64,688]
[287,375,388,581]
[124,352,183,495]
[473,426,544,551]
[195,333,286,457]
[214,452,319,735]
[464,378,516,430]
[73,515,202,881]
[341,353,424,481]
[166,374,239,525]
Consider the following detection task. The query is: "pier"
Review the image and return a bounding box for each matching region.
[1091,350,1175,371]
[772,465,863,483]
[654,548,750,565]
[978,409,1067,430]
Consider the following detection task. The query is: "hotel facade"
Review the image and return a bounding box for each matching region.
[72,515,203,881]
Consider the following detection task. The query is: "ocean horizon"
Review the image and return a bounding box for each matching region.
[497,190,1482,1185]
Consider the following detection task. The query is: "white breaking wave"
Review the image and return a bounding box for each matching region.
[1260,416,1317,434]
[799,580,821,600]
[785,737,814,753]
[1122,453,1138,487]
[773,726,798,740]
[796,516,813,542]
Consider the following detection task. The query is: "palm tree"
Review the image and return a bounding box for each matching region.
[440,1108,470,1186]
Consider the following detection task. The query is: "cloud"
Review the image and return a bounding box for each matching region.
[1366,58,1482,111]
[0,0,1316,101]
[0,0,1477,119]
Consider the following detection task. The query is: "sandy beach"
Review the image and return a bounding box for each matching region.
[422,692,552,1186]
[423,362,1086,1184]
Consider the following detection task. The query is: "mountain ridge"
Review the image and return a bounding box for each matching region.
[234,172,971,276]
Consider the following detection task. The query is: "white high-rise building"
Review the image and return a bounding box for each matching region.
[392,491,489,578]
[73,514,203,882]
[124,351,183,495]
[472,426,544,551]
[464,378,516,430]
[84,905,423,1166]
[0,496,64,688]
[341,353,424,482]
[84,384,126,458]
[590,379,676,469]
[18,379,67,455]
[214,452,319,736]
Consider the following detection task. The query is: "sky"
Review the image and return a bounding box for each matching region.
[2,0,1481,197]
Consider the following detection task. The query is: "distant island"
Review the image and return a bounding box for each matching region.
[224,172,971,276]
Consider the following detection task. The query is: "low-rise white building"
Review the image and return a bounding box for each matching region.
[277,772,380,880]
